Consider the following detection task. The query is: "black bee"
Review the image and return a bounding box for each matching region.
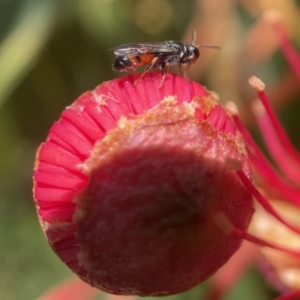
[111,31,220,86]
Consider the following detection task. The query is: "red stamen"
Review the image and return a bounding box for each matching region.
[213,212,300,257]
[252,100,300,183]
[266,11,300,81]
[233,227,300,257]
[233,112,300,206]
[249,76,300,168]
[237,170,300,236]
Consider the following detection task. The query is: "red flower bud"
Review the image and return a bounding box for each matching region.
[33,72,254,296]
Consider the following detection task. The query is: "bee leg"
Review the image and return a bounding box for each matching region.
[178,64,183,76]
[159,64,170,89]
[183,62,192,78]
[134,57,159,86]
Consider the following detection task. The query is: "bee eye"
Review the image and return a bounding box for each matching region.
[193,48,200,60]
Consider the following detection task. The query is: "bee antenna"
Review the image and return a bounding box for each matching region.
[191,30,197,45]
[191,31,221,50]
[199,44,221,50]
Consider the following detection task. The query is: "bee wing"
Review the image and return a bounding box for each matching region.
[111,42,178,56]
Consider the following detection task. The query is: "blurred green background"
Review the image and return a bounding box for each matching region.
[1,0,300,299]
